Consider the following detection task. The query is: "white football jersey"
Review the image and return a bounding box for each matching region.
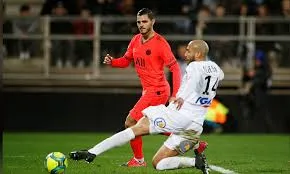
[168,60,224,125]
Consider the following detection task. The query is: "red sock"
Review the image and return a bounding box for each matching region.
[130,136,143,159]
[163,132,172,136]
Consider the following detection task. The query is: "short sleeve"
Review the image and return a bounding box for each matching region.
[219,68,225,80]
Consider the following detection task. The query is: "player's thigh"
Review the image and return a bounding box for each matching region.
[142,105,193,134]
[131,116,150,136]
[152,145,178,168]
[150,92,170,106]
[129,93,153,121]
[130,90,169,121]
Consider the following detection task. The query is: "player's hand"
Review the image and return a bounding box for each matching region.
[103,54,114,65]
[173,97,184,110]
[168,97,176,103]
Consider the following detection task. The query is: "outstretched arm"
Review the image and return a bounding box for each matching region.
[111,56,132,68]
[103,54,132,68]
[103,36,136,68]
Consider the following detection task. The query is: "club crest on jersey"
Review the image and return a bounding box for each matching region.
[146,49,151,55]
[154,118,166,128]
[195,97,212,105]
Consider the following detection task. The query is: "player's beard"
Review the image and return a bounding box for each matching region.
[186,57,196,64]
[139,27,151,35]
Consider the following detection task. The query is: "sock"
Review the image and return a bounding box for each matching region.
[130,136,144,160]
[88,128,135,156]
[134,157,144,163]
[156,157,195,170]
[162,132,171,136]
[194,142,199,149]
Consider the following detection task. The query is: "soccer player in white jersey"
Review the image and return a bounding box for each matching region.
[70,40,224,174]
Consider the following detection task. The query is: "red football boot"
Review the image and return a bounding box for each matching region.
[123,157,147,167]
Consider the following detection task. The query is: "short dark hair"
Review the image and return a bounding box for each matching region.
[20,4,30,12]
[137,8,155,20]
[81,6,91,12]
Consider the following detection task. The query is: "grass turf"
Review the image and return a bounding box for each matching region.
[3,133,290,174]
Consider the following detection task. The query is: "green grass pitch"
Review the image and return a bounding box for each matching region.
[3,133,290,174]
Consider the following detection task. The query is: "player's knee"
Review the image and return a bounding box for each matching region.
[124,117,137,128]
[124,121,130,128]
[124,120,135,128]
[152,157,160,169]
[152,157,165,170]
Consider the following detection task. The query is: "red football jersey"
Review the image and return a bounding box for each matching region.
[111,32,181,96]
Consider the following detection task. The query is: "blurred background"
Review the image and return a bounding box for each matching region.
[3,0,290,133]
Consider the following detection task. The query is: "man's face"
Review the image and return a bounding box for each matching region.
[258,5,267,16]
[21,10,30,16]
[177,45,187,59]
[240,5,248,15]
[81,9,90,18]
[216,6,225,17]
[282,0,290,11]
[55,6,66,16]
[198,9,210,20]
[136,14,154,35]
[184,43,195,62]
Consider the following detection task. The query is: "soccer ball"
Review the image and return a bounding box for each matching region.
[45,152,68,174]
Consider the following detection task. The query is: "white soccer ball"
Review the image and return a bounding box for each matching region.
[45,152,68,174]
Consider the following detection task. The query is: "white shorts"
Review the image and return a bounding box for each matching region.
[142,105,203,151]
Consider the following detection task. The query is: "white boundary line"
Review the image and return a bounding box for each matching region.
[209,165,238,174]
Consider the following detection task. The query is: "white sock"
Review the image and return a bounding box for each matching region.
[156,157,195,170]
[88,128,135,156]
[134,157,144,163]
[194,142,199,150]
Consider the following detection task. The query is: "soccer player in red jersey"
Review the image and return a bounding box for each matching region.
[103,8,181,167]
